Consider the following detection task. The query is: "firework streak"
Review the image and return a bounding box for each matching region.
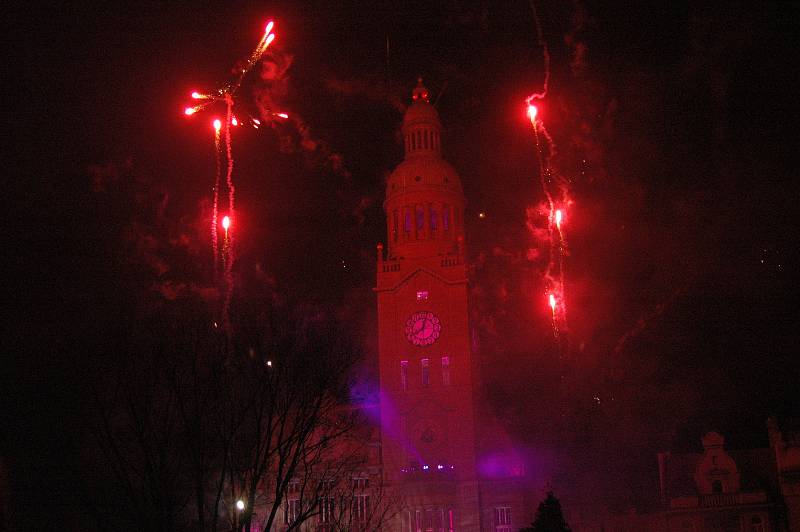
[183,21,277,333]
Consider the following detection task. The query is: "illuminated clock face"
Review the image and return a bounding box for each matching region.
[405,311,442,346]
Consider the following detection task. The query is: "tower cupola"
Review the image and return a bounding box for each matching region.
[402,78,442,157]
[383,79,466,260]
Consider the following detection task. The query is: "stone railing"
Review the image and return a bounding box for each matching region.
[671,491,767,509]
[381,262,401,273]
[440,256,460,267]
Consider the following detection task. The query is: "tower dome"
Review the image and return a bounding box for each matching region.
[383,79,465,260]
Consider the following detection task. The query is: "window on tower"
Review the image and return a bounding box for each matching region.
[494,507,512,532]
[443,205,450,231]
[404,211,412,233]
[285,480,301,525]
[441,356,450,386]
[400,360,408,390]
[421,358,429,386]
[393,210,399,242]
[416,205,424,233]
[430,207,438,231]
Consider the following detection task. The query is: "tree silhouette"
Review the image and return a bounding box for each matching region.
[521,491,571,532]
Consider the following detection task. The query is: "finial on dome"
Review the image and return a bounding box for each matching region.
[412,77,430,102]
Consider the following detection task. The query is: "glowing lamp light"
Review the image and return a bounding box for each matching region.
[422,465,429,471]
[190,91,203,99]
[265,21,274,35]
[252,118,261,125]
[236,500,245,511]
[213,119,222,132]
[527,104,538,123]
[276,112,289,119]
[555,209,562,228]
[549,293,557,312]
[222,215,231,230]
[231,116,239,126]
[265,33,275,47]
[266,360,272,367]
[184,107,197,116]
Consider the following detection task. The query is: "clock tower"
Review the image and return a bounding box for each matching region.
[376,80,481,531]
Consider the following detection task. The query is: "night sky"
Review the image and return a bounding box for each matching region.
[6,0,800,527]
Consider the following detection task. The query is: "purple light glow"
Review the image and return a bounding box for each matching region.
[477,452,525,479]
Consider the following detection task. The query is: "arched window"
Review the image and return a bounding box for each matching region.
[416,205,425,237]
[430,207,438,231]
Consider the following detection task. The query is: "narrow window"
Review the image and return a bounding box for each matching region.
[424,130,429,148]
[448,509,455,532]
[404,211,412,233]
[286,480,301,525]
[416,131,421,150]
[352,493,370,526]
[416,290,429,301]
[416,205,425,232]
[393,210,399,242]
[443,205,450,230]
[430,207,438,231]
[421,358,429,386]
[318,480,335,529]
[441,356,450,386]
[494,507,512,532]
[400,360,408,390]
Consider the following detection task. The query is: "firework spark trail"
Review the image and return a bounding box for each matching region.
[526,0,570,340]
[183,21,277,333]
[212,120,222,274]
[222,95,235,332]
[530,110,563,337]
[527,0,551,101]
